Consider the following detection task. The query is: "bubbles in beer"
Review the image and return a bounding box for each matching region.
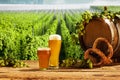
[49,34,61,40]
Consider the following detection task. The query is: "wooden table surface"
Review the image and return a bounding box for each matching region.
[0,60,120,80]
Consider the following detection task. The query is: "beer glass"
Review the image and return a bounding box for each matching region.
[37,48,51,70]
[49,34,61,69]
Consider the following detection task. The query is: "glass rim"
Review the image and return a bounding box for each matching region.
[49,34,61,40]
[37,47,51,51]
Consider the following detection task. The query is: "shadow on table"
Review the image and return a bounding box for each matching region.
[18,68,103,72]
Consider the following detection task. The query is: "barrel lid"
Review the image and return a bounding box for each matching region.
[81,18,114,50]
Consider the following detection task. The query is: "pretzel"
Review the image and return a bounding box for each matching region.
[84,48,107,66]
[93,37,113,59]
[84,37,113,67]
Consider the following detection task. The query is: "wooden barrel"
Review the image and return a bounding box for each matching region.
[79,18,120,58]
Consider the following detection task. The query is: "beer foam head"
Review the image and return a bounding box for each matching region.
[38,47,51,51]
[49,34,61,40]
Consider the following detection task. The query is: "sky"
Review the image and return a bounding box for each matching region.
[0,0,119,5]
[0,0,93,4]
[0,0,119,10]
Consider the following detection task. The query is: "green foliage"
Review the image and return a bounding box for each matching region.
[2,9,119,68]
[0,29,20,59]
[60,13,83,60]
[76,10,118,37]
[60,58,93,69]
[0,28,28,67]
[91,6,120,12]
[76,10,93,36]
[0,11,85,68]
[0,58,28,68]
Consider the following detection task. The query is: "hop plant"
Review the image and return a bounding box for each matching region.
[60,58,93,69]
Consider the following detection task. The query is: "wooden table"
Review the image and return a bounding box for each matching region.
[0,60,120,80]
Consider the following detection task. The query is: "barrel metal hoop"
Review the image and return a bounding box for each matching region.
[104,19,114,45]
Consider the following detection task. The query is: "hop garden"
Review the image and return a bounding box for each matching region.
[0,6,120,68]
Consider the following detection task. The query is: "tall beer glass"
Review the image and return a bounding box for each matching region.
[49,34,61,69]
[37,48,51,70]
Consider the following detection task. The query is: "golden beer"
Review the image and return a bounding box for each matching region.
[37,48,51,70]
[49,34,61,69]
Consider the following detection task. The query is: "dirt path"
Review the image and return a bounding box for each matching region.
[0,60,120,80]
